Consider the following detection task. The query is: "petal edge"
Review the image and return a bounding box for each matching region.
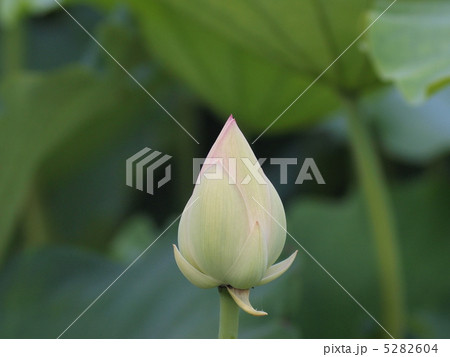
[226,287,267,316]
[257,250,298,286]
[223,221,266,289]
[173,245,221,289]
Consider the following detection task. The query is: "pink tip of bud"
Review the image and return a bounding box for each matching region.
[220,114,237,135]
[225,114,236,127]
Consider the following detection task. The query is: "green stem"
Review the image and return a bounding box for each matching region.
[218,287,240,339]
[343,95,405,338]
[0,22,25,266]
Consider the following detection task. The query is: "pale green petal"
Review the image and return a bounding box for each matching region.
[173,245,221,289]
[186,164,251,281]
[178,197,202,271]
[265,180,287,266]
[257,250,297,286]
[223,222,267,289]
[226,286,267,316]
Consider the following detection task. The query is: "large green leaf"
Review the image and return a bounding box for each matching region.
[129,0,384,133]
[286,174,450,338]
[0,216,299,338]
[28,18,173,249]
[367,0,450,103]
[0,66,137,262]
[319,85,450,164]
[363,87,450,163]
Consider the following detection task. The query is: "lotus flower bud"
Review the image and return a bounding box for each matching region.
[173,115,297,315]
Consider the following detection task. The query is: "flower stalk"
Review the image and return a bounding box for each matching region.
[218,286,240,339]
[343,95,405,337]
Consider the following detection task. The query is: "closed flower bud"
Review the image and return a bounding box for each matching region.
[173,115,297,315]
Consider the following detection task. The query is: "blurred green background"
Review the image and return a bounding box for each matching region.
[0,0,449,338]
